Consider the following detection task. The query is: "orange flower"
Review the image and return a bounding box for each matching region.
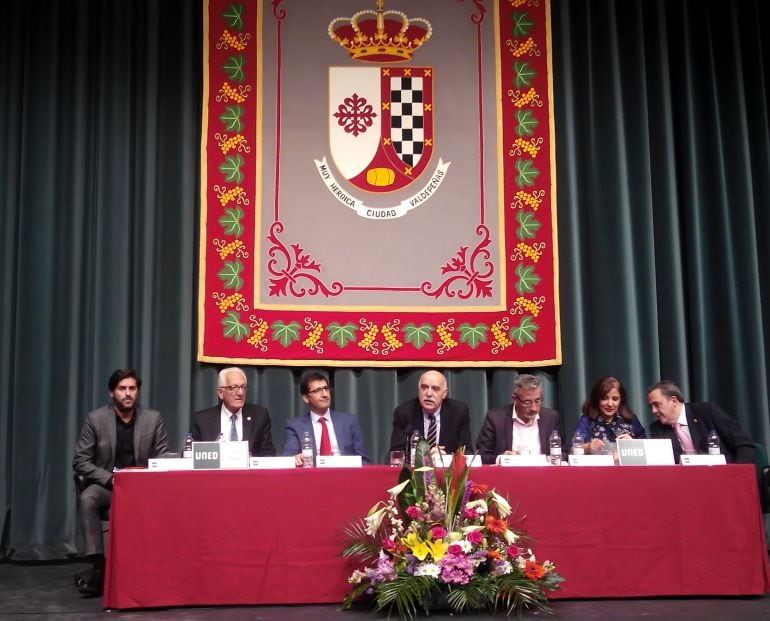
[470,483,489,498]
[524,560,546,580]
[485,515,508,534]
[487,549,501,561]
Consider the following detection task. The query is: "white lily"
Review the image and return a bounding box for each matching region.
[490,490,511,518]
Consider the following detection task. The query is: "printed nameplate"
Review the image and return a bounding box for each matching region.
[496,454,548,466]
[680,454,727,466]
[219,441,250,469]
[148,457,194,471]
[617,439,675,466]
[193,441,221,469]
[316,455,362,468]
[568,454,615,466]
[249,456,297,469]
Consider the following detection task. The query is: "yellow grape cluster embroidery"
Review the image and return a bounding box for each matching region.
[515,296,541,318]
[381,324,403,351]
[219,81,247,103]
[247,320,269,346]
[514,241,541,263]
[218,185,244,206]
[218,239,244,260]
[219,29,248,51]
[358,324,379,350]
[219,133,247,155]
[303,321,324,349]
[437,322,458,352]
[491,320,513,350]
[508,37,537,57]
[217,292,243,313]
[514,190,541,211]
[512,87,539,108]
[512,137,540,158]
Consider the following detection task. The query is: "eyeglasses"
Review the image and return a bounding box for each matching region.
[307,385,330,395]
[221,384,248,393]
[514,395,542,407]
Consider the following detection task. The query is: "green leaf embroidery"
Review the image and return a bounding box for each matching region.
[327,322,358,348]
[516,210,541,240]
[513,61,536,88]
[512,12,534,37]
[217,259,243,290]
[271,321,301,348]
[223,55,246,83]
[403,323,434,350]
[515,263,541,294]
[515,158,540,188]
[458,323,489,349]
[221,4,244,30]
[219,154,244,183]
[511,315,539,346]
[515,109,539,137]
[219,106,244,132]
[221,311,249,342]
[218,206,244,238]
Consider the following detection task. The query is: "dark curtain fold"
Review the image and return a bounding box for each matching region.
[0,0,768,559]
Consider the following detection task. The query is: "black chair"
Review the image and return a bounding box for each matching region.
[73,474,109,588]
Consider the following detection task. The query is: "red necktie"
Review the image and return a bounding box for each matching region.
[319,416,332,456]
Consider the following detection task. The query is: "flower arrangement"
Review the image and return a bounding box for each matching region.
[342,441,563,618]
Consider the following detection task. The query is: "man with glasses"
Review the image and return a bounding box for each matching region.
[476,373,561,464]
[282,371,370,466]
[190,366,276,457]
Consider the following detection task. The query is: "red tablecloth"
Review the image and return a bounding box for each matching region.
[103,464,770,609]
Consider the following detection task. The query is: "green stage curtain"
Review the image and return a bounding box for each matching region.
[0,0,768,559]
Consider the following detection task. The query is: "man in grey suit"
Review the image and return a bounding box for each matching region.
[190,366,275,456]
[476,373,561,464]
[72,369,169,596]
[282,371,370,465]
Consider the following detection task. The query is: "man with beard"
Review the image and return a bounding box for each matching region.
[72,369,169,596]
[389,370,472,457]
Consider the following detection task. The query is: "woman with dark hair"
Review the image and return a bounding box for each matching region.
[571,376,646,454]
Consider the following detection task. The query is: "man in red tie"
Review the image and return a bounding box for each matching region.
[647,380,755,464]
[282,371,371,466]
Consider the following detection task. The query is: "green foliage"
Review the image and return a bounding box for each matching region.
[219,105,244,132]
[515,109,539,137]
[403,323,434,349]
[515,158,540,187]
[219,154,244,183]
[218,206,244,237]
[513,61,536,88]
[271,320,301,348]
[515,262,541,294]
[217,259,243,290]
[512,12,534,37]
[326,322,357,348]
[516,210,541,240]
[458,323,488,349]
[221,311,248,342]
[221,4,244,30]
[223,55,245,82]
[511,316,539,346]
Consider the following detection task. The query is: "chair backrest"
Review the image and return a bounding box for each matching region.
[753,443,770,514]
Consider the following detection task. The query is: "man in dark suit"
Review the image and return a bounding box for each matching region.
[72,369,169,596]
[476,373,561,464]
[190,366,275,457]
[282,371,370,465]
[648,380,755,464]
[389,370,472,456]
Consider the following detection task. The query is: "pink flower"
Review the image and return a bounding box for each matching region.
[382,537,395,550]
[406,506,421,519]
[467,530,483,545]
[507,544,520,558]
[462,507,477,519]
[431,526,447,540]
[447,543,465,556]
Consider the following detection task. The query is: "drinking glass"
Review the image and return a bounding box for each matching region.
[389,450,405,467]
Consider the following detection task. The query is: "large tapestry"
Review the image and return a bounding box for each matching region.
[199,0,560,367]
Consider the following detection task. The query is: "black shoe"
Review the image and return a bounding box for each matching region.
[78,568,103,597]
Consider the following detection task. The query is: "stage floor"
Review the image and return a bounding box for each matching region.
[2,559,770,620]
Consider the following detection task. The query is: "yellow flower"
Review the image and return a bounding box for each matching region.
[402,532,430,560]
[426,538,449,561]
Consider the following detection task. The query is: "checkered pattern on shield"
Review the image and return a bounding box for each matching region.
[390,76,425,167]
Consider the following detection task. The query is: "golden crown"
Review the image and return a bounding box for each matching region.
[328,0,432,64]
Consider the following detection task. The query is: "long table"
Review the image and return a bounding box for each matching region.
[103,465,770,609]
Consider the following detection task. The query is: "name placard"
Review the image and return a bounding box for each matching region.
[568,454,615,466]
[148,457,194,471]
[315,455,363,468]
[496,454,548,467]
[193,441,221,469]
[219,441,250,469]
[436,454,482,468]
[249,456,297,469]
[617,439,675,466]
[680,454,727,466]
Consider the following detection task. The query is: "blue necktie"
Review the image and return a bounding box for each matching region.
[230,414,238,441]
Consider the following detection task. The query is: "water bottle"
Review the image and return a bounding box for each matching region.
[549,429,562,465]
[707,429,721,455]
[571,432,584,455]
[409,429,421,467]
[182,432,193,458]
[301,431,314,468]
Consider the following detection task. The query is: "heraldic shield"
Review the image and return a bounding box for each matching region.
[329,66,434,193]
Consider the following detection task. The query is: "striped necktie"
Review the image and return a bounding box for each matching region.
[426,415,437,447]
